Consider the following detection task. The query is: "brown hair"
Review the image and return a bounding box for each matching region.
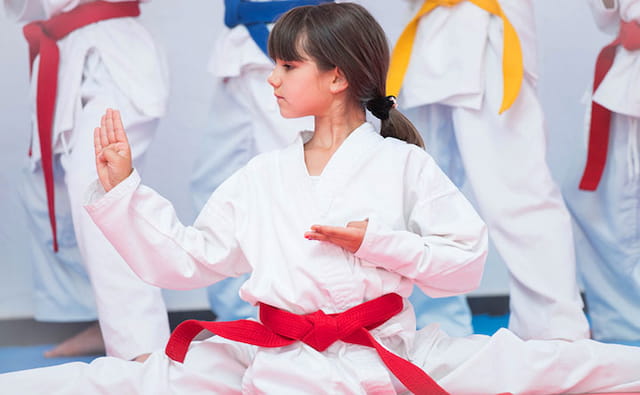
[268,2,424,148]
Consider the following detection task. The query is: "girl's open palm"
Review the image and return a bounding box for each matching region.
[94,108,133,192]
[304,220,368,253]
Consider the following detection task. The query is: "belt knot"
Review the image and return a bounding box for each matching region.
[300,310,343,351]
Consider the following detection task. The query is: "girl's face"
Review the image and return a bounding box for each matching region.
[267,55,336,119]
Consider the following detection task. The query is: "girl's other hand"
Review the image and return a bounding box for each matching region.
[94,108,133,192]
[304,219,368,253]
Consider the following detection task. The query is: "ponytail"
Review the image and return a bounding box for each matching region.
[381,109,425,149]
[366,95,424,149]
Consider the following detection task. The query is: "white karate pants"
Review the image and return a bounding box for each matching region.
[562,112,640,342]
[2,324,639,394]
[402,25,590,340]
[20,51,170,359]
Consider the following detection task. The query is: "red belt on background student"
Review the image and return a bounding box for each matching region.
[22,1,141,252]
[165,293,449,395]
[579,20,640,191]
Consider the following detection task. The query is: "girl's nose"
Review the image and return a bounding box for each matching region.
[267,68,279,88]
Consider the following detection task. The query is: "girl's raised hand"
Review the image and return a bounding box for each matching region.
[304,219,368,253]
[94,108,133,192]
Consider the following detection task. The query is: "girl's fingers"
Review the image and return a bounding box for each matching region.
[112,110,130,145]
[105,109,117,144]
[100,114,110,148]
[310,225,354,240]
[100,146,122,163]
[104,142,129,157]
[304,232,329,241]
[94,127,102,154]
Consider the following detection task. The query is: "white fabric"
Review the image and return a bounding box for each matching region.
[3,124,640,394]
[561,0,640,342]
[563,113,640,342]
[394,0,590,340]
[89,123,488,303]
[199,0,316,323]
[19,154,96,322]
[61,52,170,359]
[196,57,313,323]
[4,0,168,166]
[398,0,538,110]
[3,0,170,359]
[19,155,96,322]
[3,327,640,394]
[589,0,640,117]
[362,0,476,337]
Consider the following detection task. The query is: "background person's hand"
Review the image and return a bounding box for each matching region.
[304,219,368,253]
[94,108,133,192]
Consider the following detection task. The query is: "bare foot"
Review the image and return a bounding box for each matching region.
[44,321,105,358]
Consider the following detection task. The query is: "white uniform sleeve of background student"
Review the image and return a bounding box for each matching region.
[4,0,168,167]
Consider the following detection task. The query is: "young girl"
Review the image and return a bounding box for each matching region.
[2,3,640,394]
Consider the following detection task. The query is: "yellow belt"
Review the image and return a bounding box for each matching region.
[387,0,523,114]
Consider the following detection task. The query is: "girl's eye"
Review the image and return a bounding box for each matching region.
[283,63,293,70]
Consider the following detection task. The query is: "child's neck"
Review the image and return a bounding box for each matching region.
[303,111,365,176]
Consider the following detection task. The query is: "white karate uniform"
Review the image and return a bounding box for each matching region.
[4,0,170,359]
[394,0,590,340]
[561,0,640,342]
[190,0,314,321]
[192,0,472,335]
[3,123,640,394]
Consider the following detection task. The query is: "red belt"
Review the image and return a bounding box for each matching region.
[165,293,449,395]
[579,20,640,190]
[22,1,140,251]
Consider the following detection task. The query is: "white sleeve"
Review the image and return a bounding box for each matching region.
[588,0,621,34]
[84,169,251,290]
[354,154,488,298]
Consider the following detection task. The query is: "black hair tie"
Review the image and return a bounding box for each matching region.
[366,95,397,120]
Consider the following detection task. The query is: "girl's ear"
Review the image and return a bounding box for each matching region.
[329,67,349,94]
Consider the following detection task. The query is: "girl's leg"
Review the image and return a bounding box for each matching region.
[412,326,640,394]
[0,338,252,394]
